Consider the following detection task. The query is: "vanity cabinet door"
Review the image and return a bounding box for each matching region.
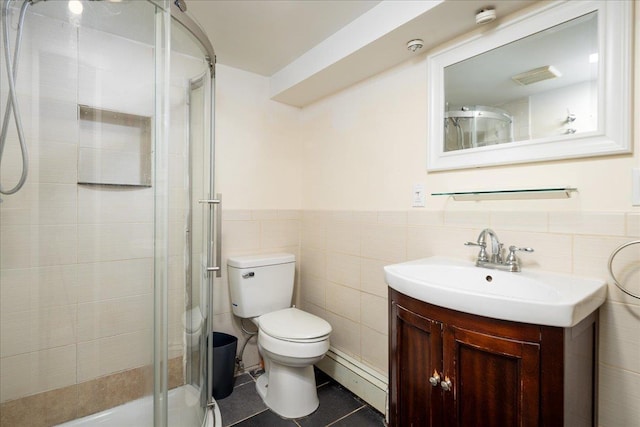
[442,325,541,427]
[390,301,444,427]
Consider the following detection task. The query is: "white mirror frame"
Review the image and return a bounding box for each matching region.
[426,0,632,171]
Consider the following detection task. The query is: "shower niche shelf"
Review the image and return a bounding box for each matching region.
[77,104,152,187]
[431,187,578,201]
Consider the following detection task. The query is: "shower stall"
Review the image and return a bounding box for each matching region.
[0,0,221,426]
[444,105,513,151]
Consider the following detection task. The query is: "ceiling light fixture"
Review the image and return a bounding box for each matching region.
[407,39,424,53]
[68,0,83,15]
[475,8,496,25]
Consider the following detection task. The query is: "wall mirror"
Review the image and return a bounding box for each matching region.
[426,1,631,171]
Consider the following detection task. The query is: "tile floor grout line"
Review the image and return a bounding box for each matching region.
[226,408,270,427]
[324,405,367,427]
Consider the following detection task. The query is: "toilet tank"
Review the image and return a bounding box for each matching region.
[227,253,296,318]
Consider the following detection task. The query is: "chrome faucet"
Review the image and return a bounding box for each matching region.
[465,228,533,272]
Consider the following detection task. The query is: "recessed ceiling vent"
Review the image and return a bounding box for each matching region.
[511,65,561,86]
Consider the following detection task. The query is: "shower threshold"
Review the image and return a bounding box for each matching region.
[56,385,220,427]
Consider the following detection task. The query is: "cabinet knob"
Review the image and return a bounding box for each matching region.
[440,376,452,392]
[428,370,440,387]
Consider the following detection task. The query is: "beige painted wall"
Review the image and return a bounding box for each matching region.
[215,65,303,210]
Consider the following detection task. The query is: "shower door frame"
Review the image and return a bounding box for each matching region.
[170,0,221,418]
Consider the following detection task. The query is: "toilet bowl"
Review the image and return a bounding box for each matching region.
[227,254,332,419]
[254,307,331,418]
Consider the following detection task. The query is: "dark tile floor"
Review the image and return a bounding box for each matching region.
[216,368,386,427]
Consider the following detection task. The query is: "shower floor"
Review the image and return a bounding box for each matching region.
[57,385,219,427]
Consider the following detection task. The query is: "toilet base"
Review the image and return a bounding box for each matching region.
[255,363,319,419]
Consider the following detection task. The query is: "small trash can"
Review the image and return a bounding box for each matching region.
[211,332,238,400]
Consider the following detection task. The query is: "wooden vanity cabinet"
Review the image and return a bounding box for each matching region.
[389,288,598,427]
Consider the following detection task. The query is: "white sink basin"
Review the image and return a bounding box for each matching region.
[384,257,607,327]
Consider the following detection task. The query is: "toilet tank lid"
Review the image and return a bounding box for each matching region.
[227,253,295,268]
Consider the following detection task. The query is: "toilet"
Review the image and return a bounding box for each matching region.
[227,253,332,419]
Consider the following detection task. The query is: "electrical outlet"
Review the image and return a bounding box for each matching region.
[633,168,640,206]
[412,183,426,207]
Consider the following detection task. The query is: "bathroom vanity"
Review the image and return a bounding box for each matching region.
[388,288,598,427]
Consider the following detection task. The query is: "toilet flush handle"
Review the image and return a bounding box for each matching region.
[242,272,255,279]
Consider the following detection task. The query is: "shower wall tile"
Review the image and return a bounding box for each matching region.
[77,329,152,382]
[78,186,153,224]
[32,98,79,143]
[0,226,31,270]
[76,258,153,303]
[77,295,152,342]
[30,183,77,225]
[0,265,78,314]
[77,223,153,263]
[168,221,186,257]
[37,50,79,104]
[32,142,78,184]
[30,225,77,267]
[168,254,185,291]
[78,28,154,116]
[0,304,77,358]
[168,288,186,360]
[0,344,76,402]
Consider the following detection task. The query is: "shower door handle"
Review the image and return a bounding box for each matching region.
[199,194,222,278]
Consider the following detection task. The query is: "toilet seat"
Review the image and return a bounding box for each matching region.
[259,308,332,343]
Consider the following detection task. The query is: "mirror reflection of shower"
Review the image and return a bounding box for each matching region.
[0,0,41,197]
[444,105,513,152]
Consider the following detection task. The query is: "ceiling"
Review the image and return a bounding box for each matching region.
[187,0,381,77]
[187,0,539,106]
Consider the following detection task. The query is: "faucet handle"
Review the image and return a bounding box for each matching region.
[506,246,534,263]
[465,241,488,262]
[464,241,485,248]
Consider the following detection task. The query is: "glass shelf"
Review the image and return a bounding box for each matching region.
[431,187,578,201]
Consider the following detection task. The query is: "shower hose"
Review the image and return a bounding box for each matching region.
[0,0,31,196]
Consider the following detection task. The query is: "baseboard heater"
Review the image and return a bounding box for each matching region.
[316,347,388,418]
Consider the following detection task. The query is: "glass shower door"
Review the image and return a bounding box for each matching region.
[168,13,217,426]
